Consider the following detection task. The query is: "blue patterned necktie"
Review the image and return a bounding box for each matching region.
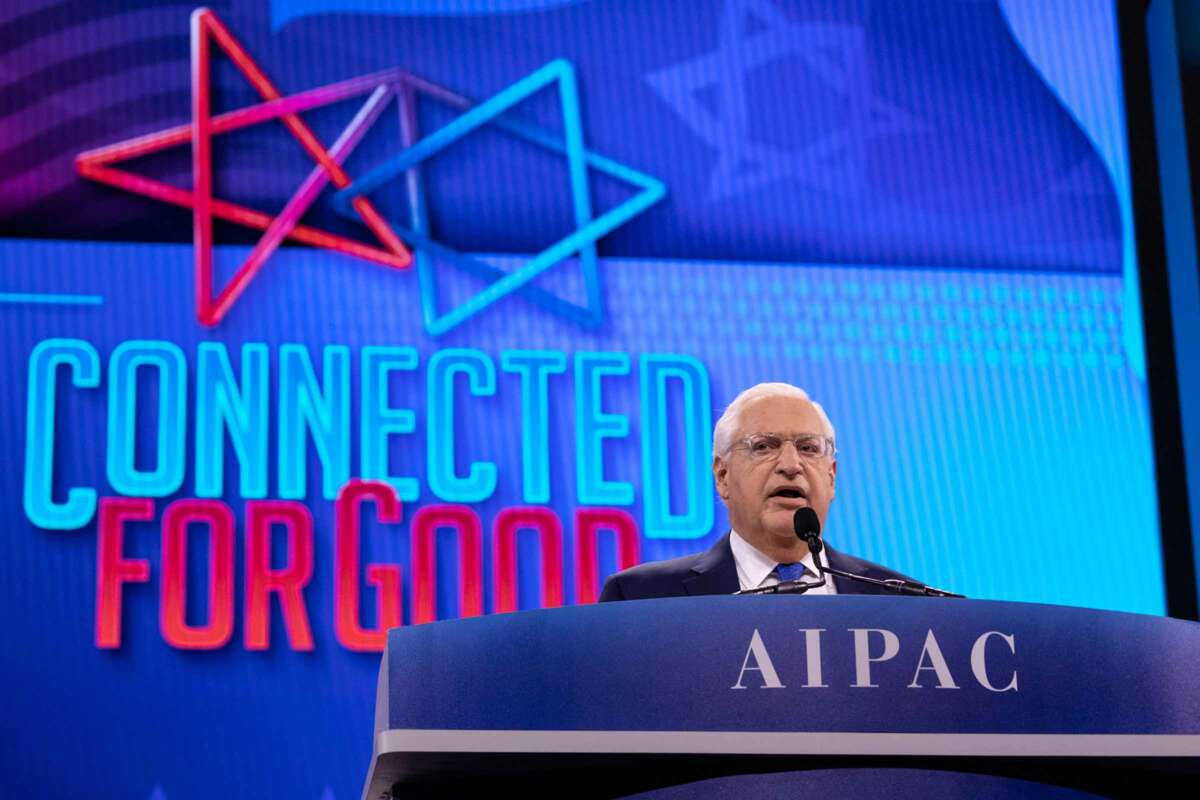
[775,562,806,583]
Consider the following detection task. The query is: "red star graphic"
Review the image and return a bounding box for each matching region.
[76,8,412,326]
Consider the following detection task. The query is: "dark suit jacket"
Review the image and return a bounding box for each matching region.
[599,533,916,601]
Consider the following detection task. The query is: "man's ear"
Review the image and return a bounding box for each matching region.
[829,459,838,497]
[713,455,729,500]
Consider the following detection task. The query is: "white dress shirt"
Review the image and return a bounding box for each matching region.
[729,529,838,595]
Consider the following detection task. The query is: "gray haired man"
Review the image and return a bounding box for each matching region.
[600,382,915,600]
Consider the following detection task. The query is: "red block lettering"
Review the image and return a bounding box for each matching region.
[160,499,235,649]
[574,507,640,604]
[95,497,154,649]
[244,501,315,651]
[411,505,483,624]
[334,480,402,652]
[493,507,563,613]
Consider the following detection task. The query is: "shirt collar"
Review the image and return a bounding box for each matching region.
[729,529,777,588]
[729,528,828,587]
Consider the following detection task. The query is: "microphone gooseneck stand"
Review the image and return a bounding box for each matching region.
[735,575,826,596]
[819,564,964,598]
[734,508,965,598]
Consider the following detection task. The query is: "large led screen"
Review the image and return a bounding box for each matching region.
[0,1,1165,797]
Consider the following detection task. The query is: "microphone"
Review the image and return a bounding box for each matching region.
[793,507,823,560]
[791,507,964,598]
[734,507,828,595]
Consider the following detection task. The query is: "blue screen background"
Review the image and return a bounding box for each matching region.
[0,1,1167,798]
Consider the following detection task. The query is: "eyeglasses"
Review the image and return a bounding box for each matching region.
[731,433,836,462]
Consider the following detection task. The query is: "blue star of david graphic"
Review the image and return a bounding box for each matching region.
[646,0,925,202]
[332,59,665,335]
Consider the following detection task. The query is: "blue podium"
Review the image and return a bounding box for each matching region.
[361,597,1200,798]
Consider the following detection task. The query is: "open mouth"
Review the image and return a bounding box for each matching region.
[768,487,807,500]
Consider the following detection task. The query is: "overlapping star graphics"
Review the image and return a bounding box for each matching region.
[77,8,663,332]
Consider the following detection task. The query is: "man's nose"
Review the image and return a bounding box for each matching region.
[774,442,805,474]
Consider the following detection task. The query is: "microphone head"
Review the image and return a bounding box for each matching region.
[792,507,821,541]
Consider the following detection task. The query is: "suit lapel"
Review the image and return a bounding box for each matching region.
[674,536,882,596]
[682,534,739,596]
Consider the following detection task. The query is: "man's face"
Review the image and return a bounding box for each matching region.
[712,395,837,551]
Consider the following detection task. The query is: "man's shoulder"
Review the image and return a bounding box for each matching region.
[599,536,731,602]
[613,550,709,582]
[598,537,919,601]
[598,552,705,602]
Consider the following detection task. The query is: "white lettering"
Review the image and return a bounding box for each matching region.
[970,631,1018,692]
[731,629,785,689]
[799,628,828,688]
[849,628,899,688]
[907,629,959,689]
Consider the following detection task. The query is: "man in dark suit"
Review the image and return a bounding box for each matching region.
[601,382,915,600]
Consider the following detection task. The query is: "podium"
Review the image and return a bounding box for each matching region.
[361,597,1200,798]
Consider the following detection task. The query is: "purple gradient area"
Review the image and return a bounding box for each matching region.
[0,0,1120,275]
